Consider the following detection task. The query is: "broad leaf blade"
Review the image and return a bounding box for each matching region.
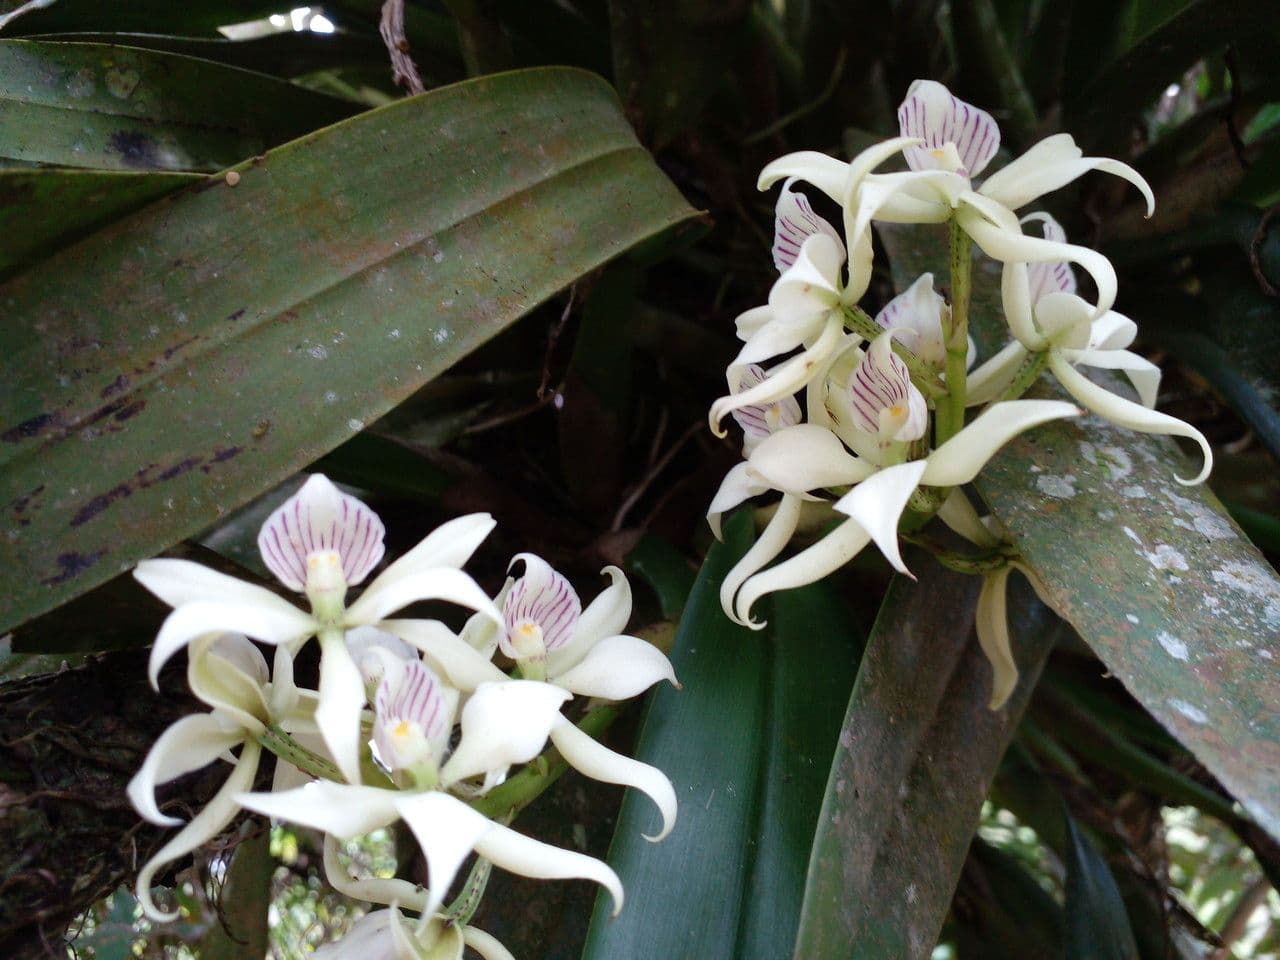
[582,512,861,959]
[880,221,1280,843]
[0,67,698,634]
[794,560,1059,960]
[0,40,356,171]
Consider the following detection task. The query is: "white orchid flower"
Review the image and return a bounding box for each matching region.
[757,79,1153,319]
[717,342,1079,624]
[312,907,514,960]
[967,215,1212,484]
[875,272,975,372]
[238,660,622,919]
[709,180,856,433]
[382,557,678,843]
[133,475,502,785]
[127,633,289,920]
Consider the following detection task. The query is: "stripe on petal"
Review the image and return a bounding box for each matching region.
[847,333,928,442]
[373,658,450,773]
[1021,212,1077,304]
[730,364,802,453]
[772,178,845,273]
[500,554,582,658]
[258,475,386,592]
[874,272,949,366]
[898,79,1000,178]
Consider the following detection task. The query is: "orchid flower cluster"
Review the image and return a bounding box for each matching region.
[709,79,1213,708]
[128,474,678,959]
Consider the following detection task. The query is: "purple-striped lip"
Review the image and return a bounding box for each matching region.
[258,475,386,592]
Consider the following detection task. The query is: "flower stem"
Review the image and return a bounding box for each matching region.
[469,706,619,821]
[841,305,947,399]
[258,724,345,782]
[940,218,973,443]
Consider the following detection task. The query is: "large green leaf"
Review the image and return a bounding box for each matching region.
[793,556,1060,960]
[1063,814,1140,960]
[581,511,862,959]
[0,170,198,280]
[0,67,698,635]
[879,223,1280,842]
[0,40,356,170]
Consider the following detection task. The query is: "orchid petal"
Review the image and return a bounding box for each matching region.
[709,315,844,435]
[757,150,849,203]
[747,424,875,493]
[847,332,928,441]
[362,513,495,601]
[922,400,1081,486]
[707,462,768,541]
[1087,310,1138,351]
[459,581,509,658]
[550,716,677,841]
[258,475,386,591]
[981,134,1155,215]
[875,273,948,366]
[552,634,678,700]
[966,340,1031,405]
[731,364,803,452]
[137,740,261,921]
[834,461,928,575]
[346,568,501,627]
[735,304,774,341]
[345,624,417,692]
[316,636,368,784]
[773,178,845,272]
[1062,347,1161,409]
[500,554,581,658]
[463,927,516,960]
[976,565,1019,710]
[852,171,963,229]
[1048,353,1212,484]
[999,261,1047,350]
[187,633,269,729]
[148,598,314,689]
[733,317,809,366]
[768,234,844,327]
[311,909,407,960]
[382,619,506,691]
[720,494,803,627]
[937,488,1000,548]
[735,518,872,628]
[1021,212,1077,303]
[898,79,1000,177]
[439,681,569,785]
[374,659,453,774]
[237,780,400,838]
[134,558,295,611]
[128,713,245,826]
[546,565,633,677]
[322,833,429,915]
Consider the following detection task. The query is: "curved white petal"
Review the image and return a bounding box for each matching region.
[361,513,495,600]
[1021,212,1077,303]
[462,927,516,960]
[501,553,582,658]
[148,599,314,689]
[959,195,1119,317]
[976,565,1019,710]
[981,134,1154,215]
[136,740,261,922]
[846,135,922,187]
[768,234,844,327]
[720,494,803,627]
[134,558,295,611]
[898,79,1000,177]
[546,566,633,677]
[439,681,569,785]
[187,634,270,729]
[733,317,810,367]
[237,780,399,837]
[731,365,803,453]
[735,304,774,341]
[552,634,678,700]
[847,170,960,246]
[346,568,501,627]
[311,909,403,960]
[848,332,928,442]
[374,659,452,773]
[321,834,429,915]
[757,150,849,203]
[922,400,1081,486]
[999,261,1047,350]
[747,424,875,493]
[966,340,1031,405]
[707,462,768,541]
[773,178,845,272]
[937,488,1000,548]
[833,460,927,575]
[1048,353,1212,484]
[550,716,677,841]
[875,272,948,366]
[316,636,369,784]
[1087,310,1138,351]
[382,619,506,691]
[128,713,245,826]
[735,518,872,628]
[259,475,386,591]
[1062,347,1161,409]
[709,316,845,436]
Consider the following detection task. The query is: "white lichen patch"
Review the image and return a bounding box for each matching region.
[1123,526,1142,544]
[1126,613,1140,624]
[1081,441,1134,481]
[1211,560,1280,628]
[1144,544,1189,572]
[1036,474,1076,499]
[1163,490,1236,541]
[1121,485,1148,499]
[1168,698,1208,724]
[1157,631,1189,661]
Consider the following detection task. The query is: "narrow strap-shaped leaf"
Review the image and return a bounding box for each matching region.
[1063,813,1140,960]
[0,67,698,634]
